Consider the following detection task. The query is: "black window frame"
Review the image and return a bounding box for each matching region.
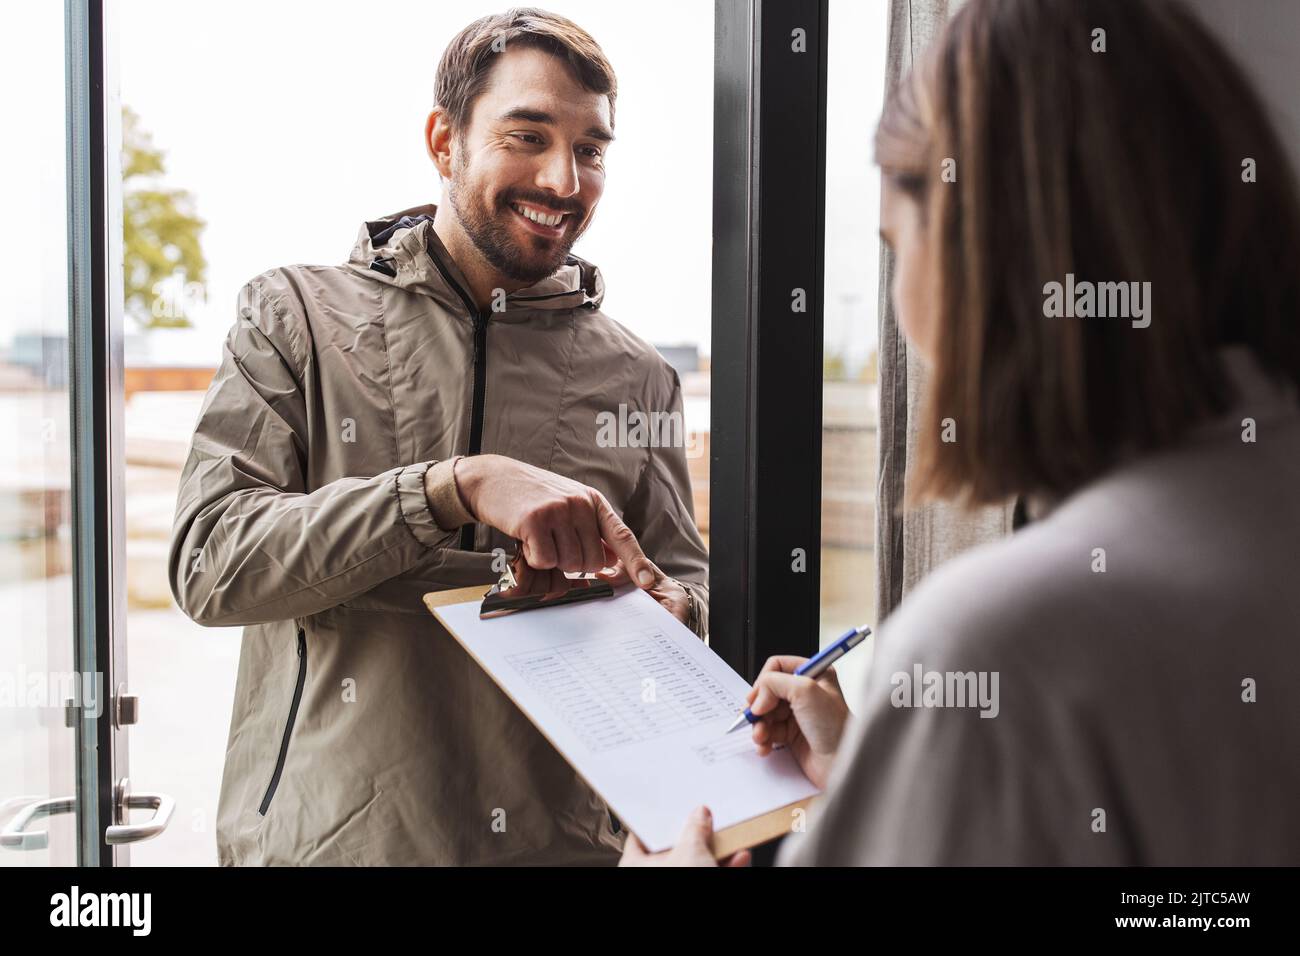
[711,0,828,679]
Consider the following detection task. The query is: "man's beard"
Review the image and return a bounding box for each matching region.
[448,160,590,286]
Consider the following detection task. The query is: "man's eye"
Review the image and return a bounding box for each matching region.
[514,132,543,145]
[579,146,602,159]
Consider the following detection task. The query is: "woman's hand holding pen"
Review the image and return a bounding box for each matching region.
[618,654,851,867]
[747,655,850,789]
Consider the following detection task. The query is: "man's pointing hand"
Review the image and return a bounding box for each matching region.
[450,453,656,587]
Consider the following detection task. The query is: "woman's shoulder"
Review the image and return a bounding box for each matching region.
[878,411,1300,683]
[876,475,1216,674]
[877,515,1100,665]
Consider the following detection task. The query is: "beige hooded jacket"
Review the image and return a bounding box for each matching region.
[168,203,709,865]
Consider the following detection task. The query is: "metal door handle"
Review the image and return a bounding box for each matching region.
[1,784,176,849]
[0,795,76,850]
[105,779,174,845]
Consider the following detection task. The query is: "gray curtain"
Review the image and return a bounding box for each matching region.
[875,0,1016,625]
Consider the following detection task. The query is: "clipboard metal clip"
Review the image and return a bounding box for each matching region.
[478,561,616,619]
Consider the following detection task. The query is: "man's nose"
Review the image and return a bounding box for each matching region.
[534,146,580,198]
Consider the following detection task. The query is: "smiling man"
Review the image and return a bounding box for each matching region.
[168,8,708,865]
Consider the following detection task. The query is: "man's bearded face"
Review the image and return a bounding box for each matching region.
[444,47,612,286]
[448,140,594,285]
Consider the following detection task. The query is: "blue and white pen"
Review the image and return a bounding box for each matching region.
[724,624,872,734]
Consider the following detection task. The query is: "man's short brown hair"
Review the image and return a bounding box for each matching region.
[435,7,617,132]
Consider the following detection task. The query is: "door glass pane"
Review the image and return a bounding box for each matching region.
[0,2,80,866]
[118,0,712,864]
[820,0,888,702]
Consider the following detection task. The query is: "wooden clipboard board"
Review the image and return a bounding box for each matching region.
[422,586,818,859]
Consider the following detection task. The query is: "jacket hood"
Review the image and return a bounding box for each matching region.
[344,202,606,317]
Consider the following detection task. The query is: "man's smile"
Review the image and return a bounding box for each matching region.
[508,199,574,239]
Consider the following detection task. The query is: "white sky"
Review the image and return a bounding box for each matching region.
[1,2,72,355]
[3,0,885,371]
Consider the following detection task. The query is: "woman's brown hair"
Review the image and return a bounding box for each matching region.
[878,0,1300,506]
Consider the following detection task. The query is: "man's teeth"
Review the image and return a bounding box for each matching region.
[511,203,565,228]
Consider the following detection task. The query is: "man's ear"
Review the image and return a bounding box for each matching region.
[426,108,456,179]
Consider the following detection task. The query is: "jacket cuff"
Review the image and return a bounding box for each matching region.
[396,461,457,549]
[424,456,475,531]
[680,580,709,641]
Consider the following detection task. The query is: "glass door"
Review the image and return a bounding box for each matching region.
[9,0,738,867]
[0,0,89,868]
[18,0,718,867]
[1,0,173,867]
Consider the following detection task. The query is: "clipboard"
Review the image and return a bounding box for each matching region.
[422,584,818,859]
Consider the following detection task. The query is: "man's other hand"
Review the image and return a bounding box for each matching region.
[595,556,691,627]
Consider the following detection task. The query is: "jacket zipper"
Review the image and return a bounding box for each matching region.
[426,249,490,552]
[460,309,490,550]
[258,627,307,816]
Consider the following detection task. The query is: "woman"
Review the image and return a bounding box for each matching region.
[624,0,1300,866]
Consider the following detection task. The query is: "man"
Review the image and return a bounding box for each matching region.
[168,8,708,865]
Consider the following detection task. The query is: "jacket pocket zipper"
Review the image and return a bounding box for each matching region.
[258,627,307,816]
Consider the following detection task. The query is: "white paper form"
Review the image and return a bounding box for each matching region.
[434,585,820,852]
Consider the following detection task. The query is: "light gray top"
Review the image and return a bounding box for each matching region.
[780,346,1300,865]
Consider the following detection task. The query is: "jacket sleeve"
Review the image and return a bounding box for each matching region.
[621,365,711,640]
[168,279,460,627]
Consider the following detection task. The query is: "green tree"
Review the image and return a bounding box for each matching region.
[122,105,207,329]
